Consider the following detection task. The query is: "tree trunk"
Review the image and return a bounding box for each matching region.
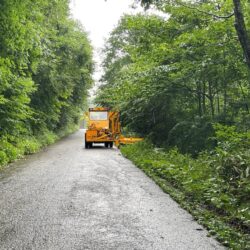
[196,82,202,116]
[238,81,250,114]
[223,47,227,118]
[233,0,250,69]
[223,83,227,117]
[202,82,206,114]
[208,81,215,119]
[217,94,220,115]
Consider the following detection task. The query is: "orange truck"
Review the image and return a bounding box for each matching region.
[84,107,142,148]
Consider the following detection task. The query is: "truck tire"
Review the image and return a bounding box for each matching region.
[85,134,89,149]
[110,142,113,148]
[105,142,109,148]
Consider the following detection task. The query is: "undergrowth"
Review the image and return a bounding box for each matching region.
[121,125,250,249]
[0,123,79,169]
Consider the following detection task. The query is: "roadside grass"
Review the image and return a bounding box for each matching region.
[121,140,250,250]
[0,123,79,170]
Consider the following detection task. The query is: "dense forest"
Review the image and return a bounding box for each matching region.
[0,0,93,165]
[96,0,249,152]
[96,0,250,248]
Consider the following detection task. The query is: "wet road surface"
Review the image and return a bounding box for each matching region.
[0,130,225,250]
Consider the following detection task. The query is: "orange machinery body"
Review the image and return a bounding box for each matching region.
[84,107,142,148]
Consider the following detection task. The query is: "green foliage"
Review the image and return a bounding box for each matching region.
[0,137,22,161]
[0,151,8,166]
[0,122,79,169]
[17,137,41,155]
[121,140,250,249]
[211,124,250,210]
[96,1,250,153]
[0,0,93,167]
[167,117,215,155]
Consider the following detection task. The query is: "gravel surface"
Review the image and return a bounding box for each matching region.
[0,130,225,250]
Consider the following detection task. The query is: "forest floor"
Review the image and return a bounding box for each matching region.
[0,130,224,250]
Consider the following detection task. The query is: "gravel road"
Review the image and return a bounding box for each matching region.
[0,130,225,250]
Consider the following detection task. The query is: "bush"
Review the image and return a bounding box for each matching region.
[0,123,79,168]
[0,137,22,161]
[167,117,215,155]
[0,150,8,166]
[37,131,58,147]
[17,137,40,155]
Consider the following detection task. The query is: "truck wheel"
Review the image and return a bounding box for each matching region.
[105,142,109,148]
[85,134,88,149]
[85,142,90,149]
[110,142,113,148]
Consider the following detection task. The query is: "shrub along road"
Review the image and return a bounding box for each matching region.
[0,130,224,250]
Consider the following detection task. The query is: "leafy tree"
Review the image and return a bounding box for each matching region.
[0,0,93,164]
[96,3,249,153]
[138,0,250,70]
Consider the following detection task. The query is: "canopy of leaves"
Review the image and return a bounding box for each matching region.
[0,0,93,138]
[96,1,249,154]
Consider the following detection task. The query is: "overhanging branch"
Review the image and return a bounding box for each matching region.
[178,2,234,19]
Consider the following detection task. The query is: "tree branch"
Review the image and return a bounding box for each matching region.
[177,2,234,19]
